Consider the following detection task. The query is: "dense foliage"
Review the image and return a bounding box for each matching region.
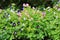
[0,3,59,40]
[0,0,58,9]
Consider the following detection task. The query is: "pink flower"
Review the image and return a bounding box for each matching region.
[58,8,60,11]
[23,3,26,7]
[41,11,46,18]
[26,3,29,7]
[17,12,21,17]
[42,12,46,16]
[23,3,29,7]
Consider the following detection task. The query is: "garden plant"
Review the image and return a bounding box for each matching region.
[0,2,59,40]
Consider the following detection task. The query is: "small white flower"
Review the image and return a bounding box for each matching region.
[0,9,2,13]
[12,3,15,6]
[47,7,51,12]
[31,18,33,20]
[29,18,33,21]
[32,7,35,9]
[43,8,46,10]
[21,28,24,31]
[8,15,10,17]
[24,17,26,20]
[56,4,58,6]
[47,7,50,9]
[23,3,26,7]
[11,9,14,13]
[54,12,56,14]
[22,23,25,26]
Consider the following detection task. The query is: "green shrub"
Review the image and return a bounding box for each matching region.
[0,5,59,40]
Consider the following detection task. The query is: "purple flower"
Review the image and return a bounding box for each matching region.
[58,8,60,11]
[21,7,24,10]
[17,21,20,25]
[12,22,16,27]
[18,10,20,12]
[17,10,20,13]
[42,11,46,17]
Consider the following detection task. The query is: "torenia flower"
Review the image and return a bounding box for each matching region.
[17,13,21,17]
[58,8,60,11]
[23,3,26,7]
[42,11,46,17]
[17,10,21,17]
[26,3,29,7]
[23,3,29,7]
[41,11,46,18]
